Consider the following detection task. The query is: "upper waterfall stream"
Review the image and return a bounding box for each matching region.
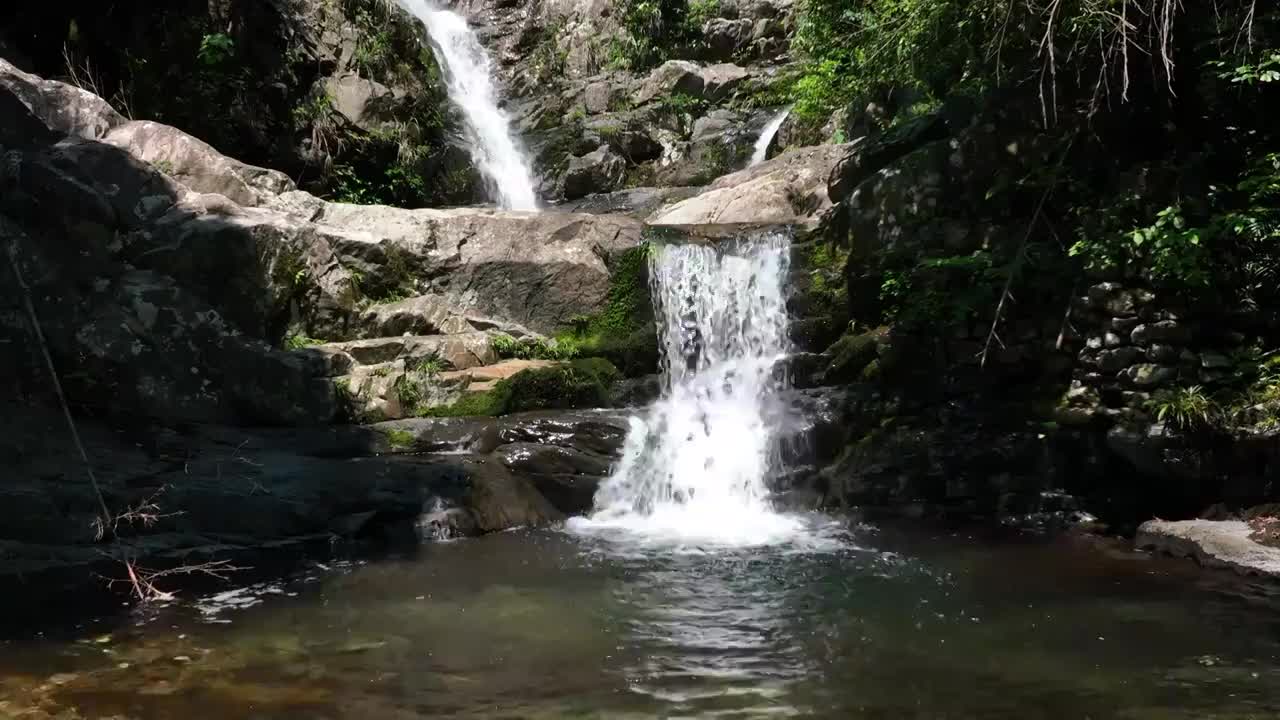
[398,0,539,210]
[750,108,790,166]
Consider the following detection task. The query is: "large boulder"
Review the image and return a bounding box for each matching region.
[0,57,124,140]
[104,120,295,207]
[563,145,627,199]
[648,143,854,226]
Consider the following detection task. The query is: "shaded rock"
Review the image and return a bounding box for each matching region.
[1096,347,1143,373]
[1122,363,1178,388]
[703,18,753,59]
[563,145,626,199]
[0,57,124,140]
[1131,320,1191,345]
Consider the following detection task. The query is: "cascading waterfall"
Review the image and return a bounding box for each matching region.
[569,231,814,546]
[397,0,539,211]
[749,108,790,167]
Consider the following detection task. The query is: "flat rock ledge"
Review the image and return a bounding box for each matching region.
[1136,519,1280,579]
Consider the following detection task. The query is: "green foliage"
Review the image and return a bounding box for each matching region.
[491,334,581,361]
[420,385,514,418]
[608,0,698,70]
[197,33,235,67]
[528,22,571,84]
[1069,205,1212,288]
[1214,50,1280,84]
[878,250,1007,329]
[1146,386,1216,431]
[686,0,721,31]
[658,92,707,117]
[284,332,326,351]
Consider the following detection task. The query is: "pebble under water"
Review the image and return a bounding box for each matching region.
[3,524,1280,719]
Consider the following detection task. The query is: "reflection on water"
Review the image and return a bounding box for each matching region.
[3,526,1280,719]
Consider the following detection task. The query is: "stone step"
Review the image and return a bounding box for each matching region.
[441,359,564,394]
[292,331,500,376]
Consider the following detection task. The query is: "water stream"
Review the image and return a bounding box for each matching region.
[750,107,790,166]
[570,231,832,548]
[397,0,539,210]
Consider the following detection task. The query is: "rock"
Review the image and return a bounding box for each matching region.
[103,121,294,207]
[1131,320,1191,345]
[562,145,626,199]
[1137,519,1280,579]
[314,333,498,370]
[633,60,705,105]
[0,57,125,140]
[1122,363,1178,388]
[1103,332,1125,348]
[494,443,612,514]
[1201,352,1232,369]
[582,81,612,115]
[648,143,852,226]
[1146,344,1180,363]
[700,63,753,101]
[1096,347,1143,373]
[324,72,398,131]
[703,18,753,59]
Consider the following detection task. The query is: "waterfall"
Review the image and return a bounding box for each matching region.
[749,108,790,167]
[397,0,539,211]
[569,231,812,546]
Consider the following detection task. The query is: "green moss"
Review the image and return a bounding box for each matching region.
[420,385,515,418]
[383,428,416,450]
[825,330,883,383]
[567,245,657,371]
[505,359,621,413]
[417,359,621,417]
[284,332,326,351]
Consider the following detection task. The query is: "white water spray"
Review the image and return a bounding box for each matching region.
[749,108,790,167]
[570,231,819,547]
[397,0,539,211]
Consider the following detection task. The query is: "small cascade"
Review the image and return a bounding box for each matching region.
[570,231,819,547]
[397,0,539,211]
[750,108,790,167]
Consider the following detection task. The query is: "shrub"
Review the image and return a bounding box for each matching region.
[1146,386,1217,431]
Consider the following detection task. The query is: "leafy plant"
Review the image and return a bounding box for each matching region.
[1146,386,1217,431]
[197,33,235,67]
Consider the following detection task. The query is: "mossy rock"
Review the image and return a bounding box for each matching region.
[420,359,622,417]
[824,328,888,384]
[505,358,622,413]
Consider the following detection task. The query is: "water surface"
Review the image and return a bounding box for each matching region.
[4,525,1279,719]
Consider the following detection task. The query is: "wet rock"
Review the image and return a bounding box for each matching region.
[703,18,753,59]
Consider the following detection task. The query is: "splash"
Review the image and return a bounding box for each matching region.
[570,231,834,548]
[397,0,539,210]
